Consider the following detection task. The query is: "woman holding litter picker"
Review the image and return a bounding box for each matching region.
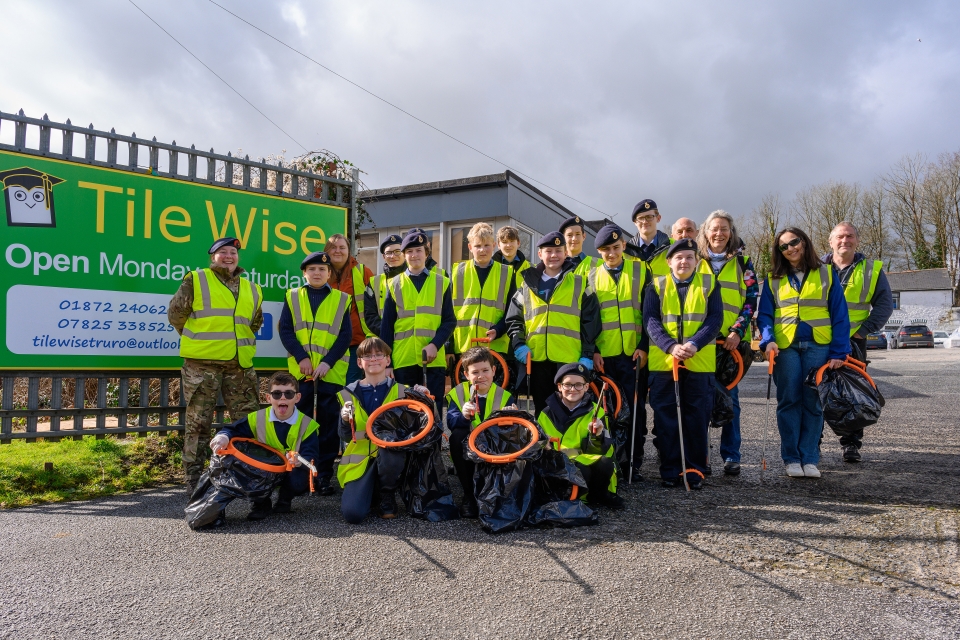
[757,227,849,480]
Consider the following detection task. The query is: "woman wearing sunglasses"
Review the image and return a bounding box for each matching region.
[757,227,850,479]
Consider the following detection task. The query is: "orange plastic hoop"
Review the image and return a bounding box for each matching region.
[589,375,622,416]
[716,340,745,390]
[680,468,705,480]
[467,416,540,464]
[218,437,291,473]
[454,342,511,389]
[366,399,435,448]
[815,357,877,388]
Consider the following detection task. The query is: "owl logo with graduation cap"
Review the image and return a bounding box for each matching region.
[0,167,65,227]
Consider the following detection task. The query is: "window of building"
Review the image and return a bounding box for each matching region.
[892,291,900,309]
[449,223,493,265]
[515,226,534,263]
[357,231,380,271]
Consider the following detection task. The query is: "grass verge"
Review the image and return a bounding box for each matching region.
[0,434,183,508]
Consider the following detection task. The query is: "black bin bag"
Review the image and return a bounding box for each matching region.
[590,377,632,475]
[184,439,286,530]
[368,388,458,522]
[466,409,597,533]
[804,365,885,437]
[710,378,734,429]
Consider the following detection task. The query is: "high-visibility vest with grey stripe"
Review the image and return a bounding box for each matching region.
[370,273,389,318]
[336,381,406,487]
[445,381,511,429]
[840,259,882,337]
[349,265,375,338]
[700,255,748,335]
[574,256,596,277]
[648,273,717,373]
[537,404,616,495]
[179,268,262,368]
[589,258,648,357]
[770,265,834,348]
[390,271,450,369]
[521,271,586,363]
[285,286,350,385]
[248,409,319,455]
[451,260,513,354]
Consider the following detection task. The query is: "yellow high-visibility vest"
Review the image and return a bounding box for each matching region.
[390,271,450,368]
[841,259,882,337]
[247,408,319,454]
[770,265,834,348]
[350,265,374,338]
[451,260,513,353]
[522,271,585,363]
[284,287,350,385]
[699,256,748,335]
[648,273,717,373]
[445,382,512,429]
[180,268,262,368]
[589,259,649,357]
[537,403,616,494]
[336,382,406,486]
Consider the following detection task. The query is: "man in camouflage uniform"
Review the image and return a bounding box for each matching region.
[168,237,263,494]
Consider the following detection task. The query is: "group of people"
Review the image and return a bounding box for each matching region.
[169,197,892,526]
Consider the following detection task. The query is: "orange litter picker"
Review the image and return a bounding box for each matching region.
[761,350,775,474]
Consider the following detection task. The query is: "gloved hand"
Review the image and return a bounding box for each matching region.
[578,357,594,371]
[209,434,228,454]
[413,384,431,396]
[514,345,531,363]
[461,401,477,419]
[340,401,354,421]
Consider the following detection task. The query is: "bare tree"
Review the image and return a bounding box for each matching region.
[884,154,941,270]
[858,180,896,267]
[791,181,861,256]
[740,193,785,277]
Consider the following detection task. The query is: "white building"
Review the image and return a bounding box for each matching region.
[885,268,958,330]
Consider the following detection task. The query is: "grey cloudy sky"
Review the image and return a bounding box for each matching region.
[3,0,959,230]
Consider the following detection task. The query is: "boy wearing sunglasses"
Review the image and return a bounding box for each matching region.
[445,346,517,518]
[209,371,320,522]
[536,363,624,509]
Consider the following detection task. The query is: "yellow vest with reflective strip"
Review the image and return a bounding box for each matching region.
[445,381,512,429]
[841,259,882,337]
[390,271,450,368]
[589,259,648,357]
[451,260,513,353]
[573,255,596,276]
[699,256,748,335]
[537,403,616,494]
[370,273,389,318]
[522,271,586,363]
[336,381,406,487]
[350,265,374,338]
[285,287,350,385]
[247,409,319,454]
[180,268,262,368]
[512,258,531,289]
[644,239,674,277]
[649,273,717,373]
[770,265,834,348]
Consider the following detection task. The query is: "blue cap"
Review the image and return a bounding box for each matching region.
[555,362,590,384]
[631,199,658,221]
[380,234,403,254]
[594,223,626,250]
[537,231,565,249]
[209,237,241,254]
[559,215,585,234]
[300,251,331,270]
[400,231,428,252]
[666,238,698,259]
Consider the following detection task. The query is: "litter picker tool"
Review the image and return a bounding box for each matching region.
[761,350,775,475]
[287,452,318,493]
[588,380,608,444]
[526,352,533,414]
[628,363,641,484]
[672,357,691,492]
[422,348,429,390]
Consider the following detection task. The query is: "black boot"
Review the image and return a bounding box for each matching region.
[247,498,273,521]
[379,491,398,519]
[459,500,479,518]
[315,477,336,496]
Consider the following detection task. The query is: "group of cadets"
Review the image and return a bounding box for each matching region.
[175,197,892,524]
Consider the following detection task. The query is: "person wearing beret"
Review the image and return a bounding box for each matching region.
[589,224,651,480]
[644,239,722,489]
[278,250,353,495]
[625,199,674,277]
[380,231,456,405]
[505,231,601,415]
[559,215,596,276]
[536,363,624,509]
[167,237,264,495]
[363,234,406,338]
[406,227,446,277]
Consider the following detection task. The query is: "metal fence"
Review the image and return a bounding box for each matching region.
[0,110,353,442]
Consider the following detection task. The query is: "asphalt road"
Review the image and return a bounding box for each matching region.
[1,348,958,639]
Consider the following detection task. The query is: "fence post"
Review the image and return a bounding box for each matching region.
[39,114,51,154]
[63,119,74,158]
[350,167,359,252]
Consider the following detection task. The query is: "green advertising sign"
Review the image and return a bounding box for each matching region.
[0,150,347,369]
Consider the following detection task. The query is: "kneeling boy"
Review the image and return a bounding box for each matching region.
[537,363,624,509]
[446,346,516,518]
[210,371,320,521]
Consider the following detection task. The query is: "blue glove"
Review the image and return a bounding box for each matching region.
[514,345,531,363]
[578,357,594,371]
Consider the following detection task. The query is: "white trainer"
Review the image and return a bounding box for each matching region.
[802,464,821,478]
[785,463,804,477]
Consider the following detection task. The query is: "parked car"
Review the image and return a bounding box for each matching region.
[866,332,887,350]
[933,331,949,347]
[894,324,935,348]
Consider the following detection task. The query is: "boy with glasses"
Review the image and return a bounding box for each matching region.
[209,371,320,523]
[537,363,623,509]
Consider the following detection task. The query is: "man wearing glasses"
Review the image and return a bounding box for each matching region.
[278,251,353,496]
[363,234,406,337]
[626,199,674,277]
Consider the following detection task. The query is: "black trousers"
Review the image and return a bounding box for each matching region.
[294,379,342,483]
[601,354,647,467]
[838,336,868,449]
[649,370,712,481]
[527,360,563,415]
[393,365,447,412]
[575,456,616,499]
[448,427,476,506]
[339,450,409,523]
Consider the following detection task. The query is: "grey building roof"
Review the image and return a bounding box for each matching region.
[886,268,954,292]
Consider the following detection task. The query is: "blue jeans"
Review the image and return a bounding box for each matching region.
[772,341,828,465]
[346,346,362,384]
[720,385,741,462]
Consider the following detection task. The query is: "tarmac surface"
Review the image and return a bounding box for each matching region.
[1,348,958,639]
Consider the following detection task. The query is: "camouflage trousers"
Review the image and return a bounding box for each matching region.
[181,358,260,485]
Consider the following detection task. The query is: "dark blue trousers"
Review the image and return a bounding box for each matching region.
[295,379,342,483]
[393,365,446,412]
[340,449,409,524]
[601,354,646,466]
[649,370,712,481]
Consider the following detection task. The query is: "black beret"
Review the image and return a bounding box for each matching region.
[555,362,590,385]
[400,231,428,251]
[537,231,566,249]
[666,238,698,259]
[379,234,403,254]
[406,227,426,236]
[209,237,241,254]
[300,251,331,270]
[594,223,626,250]
[559,215,585,233]
[631,199,659,221]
